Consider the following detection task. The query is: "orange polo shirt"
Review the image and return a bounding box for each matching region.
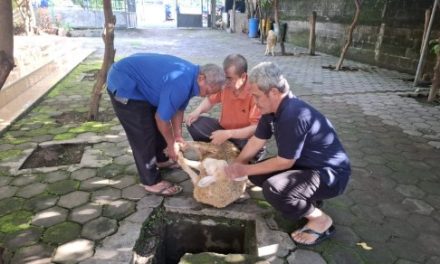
[208,82,261,129]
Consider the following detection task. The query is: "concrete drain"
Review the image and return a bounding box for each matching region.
[133,209,258,264]
[20,143,89,169]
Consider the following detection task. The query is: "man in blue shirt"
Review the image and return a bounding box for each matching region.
[107,53,225,196]
[225,62,351,246]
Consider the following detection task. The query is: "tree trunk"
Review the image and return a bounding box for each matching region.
[428,50,440,102]
[273,0,285,55]
[231,0,236,33]
[88,0,116,121]
[211,0,216,29]
[0,0,15,90]
[309,11,317,55]
[335,0,362,70]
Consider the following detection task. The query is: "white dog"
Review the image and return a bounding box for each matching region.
[265,30,277,56]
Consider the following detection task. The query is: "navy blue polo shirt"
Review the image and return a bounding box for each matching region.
[255,92,351,191]
[107,53,200,121]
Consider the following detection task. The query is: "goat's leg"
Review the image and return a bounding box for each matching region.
[177,153,201,184]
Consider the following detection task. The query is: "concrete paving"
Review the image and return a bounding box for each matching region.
[0,28,439,264]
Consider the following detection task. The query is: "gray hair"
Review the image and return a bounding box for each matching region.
[223,54,248,75]
[200,63,226,87]
[249,62,289,93]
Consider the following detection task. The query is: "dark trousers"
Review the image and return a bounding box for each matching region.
[187,116,248,149]
[249,168,341,220]
[109,91,168,186]
[187,116,266,160]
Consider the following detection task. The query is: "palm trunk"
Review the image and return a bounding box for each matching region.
[0,0,15,90]
[88,0,116,120]
[335,0,362,70]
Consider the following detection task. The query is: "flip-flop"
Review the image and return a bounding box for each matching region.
[292,225,335,246]
[145,184,183,197]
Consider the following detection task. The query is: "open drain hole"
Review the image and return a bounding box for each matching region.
[134,210,258,264]
[20,143,90,169]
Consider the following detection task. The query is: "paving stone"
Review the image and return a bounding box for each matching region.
[125,207,153,224]
[332,225,360,245]
[322,245,364,264]
[71,168,97,181]
[287,249,326,264]
[47,179,79,195]
[42,222,81,245]
[15,183,47,198]
[103,199,136,220]
[396,185,425,198]
[352,224,392,243]
[97,164,126,178]
[79,177,110,191]
[377,203,410,219]
[124,163,138,174]
[58,191,90,209]
[111,175,137,189]
[52,238,95,263]
[418,181,440,196]
[0,176,12,187]
[24,193,58,212]
[121,184,147,201]
[382,218,418,239]
[386,237,426,263]
[0,186,17,200]
[0,197,24,217]
[10,174,39,186]
[91,187,121,205]
[114,154,134,165]
[163,169,189,183]
[355,241,397,264]
[81,217,117,240]
[402,198,434,215]
[41,170,70,183]
[69,202,102,224]
[100,220,141,249]
[4,226,43,250]
[350,204,385,224]
[426,256,440,264]
[10,243,54,264]
[32,206,68,227]
[136,195,164,209]
[408,214,440,234]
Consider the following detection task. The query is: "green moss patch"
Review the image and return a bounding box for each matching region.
[42,222,81,245]
[47,180,79,195]
[68,121,112,134]
[0,149,22,161]
[0,211,33,233]
[53,133,76,141]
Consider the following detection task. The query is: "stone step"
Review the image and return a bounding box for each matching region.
[0,44,95,133]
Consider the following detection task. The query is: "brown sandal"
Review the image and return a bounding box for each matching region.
[144,184,183,197]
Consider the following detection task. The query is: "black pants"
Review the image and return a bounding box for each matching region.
[109,91,168,186]
[249,168,341,220]
[187,116,266,160]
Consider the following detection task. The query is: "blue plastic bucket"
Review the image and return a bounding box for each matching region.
[248,18,259,38]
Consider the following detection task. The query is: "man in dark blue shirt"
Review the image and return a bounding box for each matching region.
[225,62,350,246]
[107,53,225,196]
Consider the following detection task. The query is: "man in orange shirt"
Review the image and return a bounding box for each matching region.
[185,54,264,157]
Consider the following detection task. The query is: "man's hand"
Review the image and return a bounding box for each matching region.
[210,130,232,145]
[165,141,180,161]
[224,163,248,180]
[175,136,188,150]
[185,111,200,126]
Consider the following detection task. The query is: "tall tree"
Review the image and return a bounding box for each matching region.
[14,0,36,35]
[0,0,15,89]
[88,0,116,120]
[335,0,362,71]
[211,0,216,29]
[273,0,286,55]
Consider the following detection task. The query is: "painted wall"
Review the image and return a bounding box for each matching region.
[280,0,440,74]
